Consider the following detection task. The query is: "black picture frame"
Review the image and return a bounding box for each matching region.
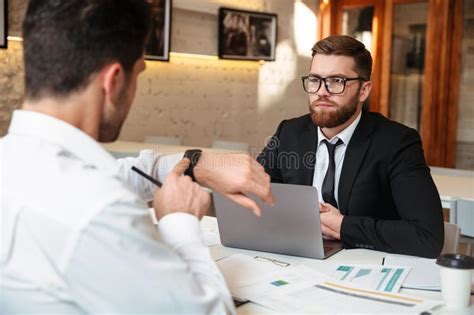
[218,7,277,61]
[0,0,7,49]
[145,0,171,61]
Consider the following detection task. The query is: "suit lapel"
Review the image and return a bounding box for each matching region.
[296,117,318,186]
[338,110,374,215]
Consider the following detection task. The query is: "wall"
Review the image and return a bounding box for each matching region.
[0,0,318,154]
[0,0,27,135]
[122,0,317,152]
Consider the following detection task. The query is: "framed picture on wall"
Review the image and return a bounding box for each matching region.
[0,0,7,49]
[218,7,277,61]
[145,0,171,61]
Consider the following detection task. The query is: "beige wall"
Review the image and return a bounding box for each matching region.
[122,0,317,152]
[0,0,318,153]
[0,0,27,135]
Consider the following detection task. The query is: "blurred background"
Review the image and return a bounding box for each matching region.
[0,0,472,170]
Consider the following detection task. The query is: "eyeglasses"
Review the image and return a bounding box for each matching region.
[301,75,366,95]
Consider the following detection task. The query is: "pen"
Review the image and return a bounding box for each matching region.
[131,166,162,187]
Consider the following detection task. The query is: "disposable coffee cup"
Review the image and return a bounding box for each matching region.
[436,254,474,309]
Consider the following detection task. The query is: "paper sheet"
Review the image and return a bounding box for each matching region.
[217,254,441,314]
[199,216,221,246]
[383,255,440,290]
[216,253,330,299]
[251,280,442,314]
[200,227,221,246]
[318,263,411,293]
[384,254,474,292]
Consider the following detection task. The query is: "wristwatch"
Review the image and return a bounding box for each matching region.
[183,149,202,182]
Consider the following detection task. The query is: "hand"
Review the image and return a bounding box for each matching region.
[193,153,275,216]
[319,203,344,240]
[153,159,211,220]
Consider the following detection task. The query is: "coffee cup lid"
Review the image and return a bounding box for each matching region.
[436,254,474,269]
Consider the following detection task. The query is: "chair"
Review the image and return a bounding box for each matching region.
[441,222,460,255]
[456,199,474,256]
[144,135,182,145]
[212,140,249,152]
[456,199,474,237]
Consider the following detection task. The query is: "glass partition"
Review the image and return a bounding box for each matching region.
[341,6,374,109]
[342,6,374,54]
[455,0,474,170]
[388,2,428,131]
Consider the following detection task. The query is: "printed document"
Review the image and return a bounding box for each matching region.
[317,263,411,293]
[383,254,474,292]
[251,279,442,314]
[383,254,440,290]
[216,253,330,300]
[217,254,441,314]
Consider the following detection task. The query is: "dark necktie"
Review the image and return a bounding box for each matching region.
[321,139,343,208]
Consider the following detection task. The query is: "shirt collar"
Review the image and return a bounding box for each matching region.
[8,110,117,171]
[317,111,362,146]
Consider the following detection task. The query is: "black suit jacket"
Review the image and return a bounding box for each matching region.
[258,110,444,258]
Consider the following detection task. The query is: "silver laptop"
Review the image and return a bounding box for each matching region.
[213,183,342,259]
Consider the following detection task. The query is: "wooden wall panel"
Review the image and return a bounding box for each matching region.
[421,0,459,166]
[445,0,463,167]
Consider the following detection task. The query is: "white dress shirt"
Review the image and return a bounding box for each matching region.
[0,110,234,314]
[312,112,361,206]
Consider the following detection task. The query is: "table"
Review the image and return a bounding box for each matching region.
[102,140,240,158]
[430,166,474,209]
[200,217,474,314]
[430,167,474,254]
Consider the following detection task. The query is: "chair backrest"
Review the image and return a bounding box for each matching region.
[456,199,474,237]
[212,140,249,152]
[441,222,460,254]
[144,136,182,146]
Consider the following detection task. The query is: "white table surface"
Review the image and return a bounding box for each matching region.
[200,216,474,314]
[103,140,241,155]
[432,174,474,201]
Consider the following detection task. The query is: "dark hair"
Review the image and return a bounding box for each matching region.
[311,35,372,81]
[23,0,152,100]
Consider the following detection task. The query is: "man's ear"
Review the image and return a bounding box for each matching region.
[359,81,372,103]
[102,63,125,107]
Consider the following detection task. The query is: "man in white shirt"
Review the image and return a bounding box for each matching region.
[1,0,274,313]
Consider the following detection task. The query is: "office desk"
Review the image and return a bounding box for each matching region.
[103,140,240,158]
[430,167,474,209]
[200,217,474,314]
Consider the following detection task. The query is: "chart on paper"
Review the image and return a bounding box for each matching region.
[328,264,411,293]
[252,280,441,314]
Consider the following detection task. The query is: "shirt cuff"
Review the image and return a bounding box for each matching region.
[158,212,204,246]
[154,152,185,183]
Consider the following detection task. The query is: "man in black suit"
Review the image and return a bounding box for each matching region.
[258,35,444,258]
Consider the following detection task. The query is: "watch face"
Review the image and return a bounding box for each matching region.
[184,149,202,181]
[187,150,202,164]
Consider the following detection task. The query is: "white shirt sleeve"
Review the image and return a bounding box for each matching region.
[63,202,235,314]
[116,150,184,201]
